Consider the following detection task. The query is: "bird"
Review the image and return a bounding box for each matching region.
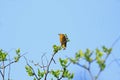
[58,34,67,50]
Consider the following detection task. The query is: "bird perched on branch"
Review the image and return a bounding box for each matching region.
[58,34,68,50]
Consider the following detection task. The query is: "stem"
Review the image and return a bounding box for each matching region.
[95,69,101,80]
[8,55,11,80]
[3,61,5,80]
[88,62,94,80]
[24,57,39,80]
[0,70,4,79]
[44,53,56,80]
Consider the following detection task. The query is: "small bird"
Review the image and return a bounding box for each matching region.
[58,34,67,50]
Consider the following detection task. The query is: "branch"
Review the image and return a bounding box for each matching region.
[41,53,48,72]
[111,35,120,48]
[8,54,11,80]
[58,62,71,80]
[2,61,5,80]
[0,70,4,79]
[44,53,56,80]
[95,36,120,80]
[24,56,39,80]
[88,62,94,80]
[1,52,28,69]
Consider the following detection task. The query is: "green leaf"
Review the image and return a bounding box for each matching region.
[97,60,105,71]
[16,48,20,54]
[14,49,21,62]
[79,50,84,58]
[101,63,106,71]
[67,73,74,79]
[59,58,68,67]
[38,69,41,77]
[102,46,107,53]
[108,48,112,54]
[0,50,7,61]
[25,65,34,76]
[96,48,103,58]
[70,58,77,64]
[51,70,60,78]
[63,69,69,77]
[34,78,36,80]
[14,56,20,62]
[37,69,44,78]
[102,46,112,55]
[53,45,62,53]
[84,49,91,62]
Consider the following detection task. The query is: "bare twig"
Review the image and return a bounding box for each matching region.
[2,61,5,80]
[0,70,4,79]
[44,53,56,80]
[30,60,47,69]
[108,58,120,67]
[41,53,48,72]
[8,54,11,80]
[88,62,94,80]
[111,35,120,48]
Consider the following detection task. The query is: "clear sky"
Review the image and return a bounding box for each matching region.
[0,0,120,80]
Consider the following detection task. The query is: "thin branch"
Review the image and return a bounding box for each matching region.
[88,62,94,80]
[58,62,71,80]
[41,53,48,72]
[95,35,120,80]
[3,52,28,69]
[95,69,101,80]
[2,61,15,69]
[44,53,56,80]
[108,58,120,67]
[2,61,5,80]
[111,35,120,48]
[0,70,4,79]
[8,54,11,80]
[24,56,39,80]
[76,63,88,70]
[30,60,47,69]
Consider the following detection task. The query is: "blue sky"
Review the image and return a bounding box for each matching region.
[0,0,120,80]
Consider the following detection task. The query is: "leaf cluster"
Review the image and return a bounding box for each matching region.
[69,46,112,79]
[51,58,74,80]
[53,45,62,53]
[0,49,7,61]
[14,48,21,62]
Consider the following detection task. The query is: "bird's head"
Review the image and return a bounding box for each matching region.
[58,33,64,36]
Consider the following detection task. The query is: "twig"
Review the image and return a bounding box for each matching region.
[109,58,120,67]
[95,69,101,80]
[111,35,120,48]
[41,53,48,72]
[88,62,94,80]
[3,52,28,69]
[2,61,15,69]
[76,63,88,70]
[0,70,4,79]
[24,56,39,80]
[44,53,56,80]
[30,60,47,69]
[58,62,71,80]
[8,54,11,80]
[2,61,5,80]
[95,35,120,80]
